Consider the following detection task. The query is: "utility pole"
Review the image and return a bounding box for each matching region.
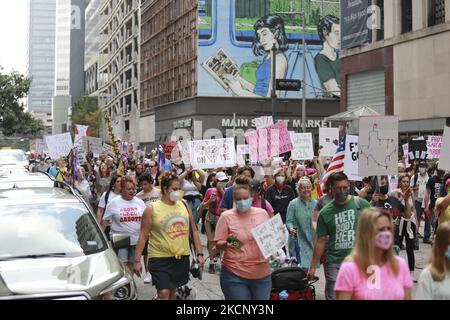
[301,11,307,133]
[271,43,277,122]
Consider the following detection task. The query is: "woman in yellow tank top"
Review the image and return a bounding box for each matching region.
[133,172,205,300]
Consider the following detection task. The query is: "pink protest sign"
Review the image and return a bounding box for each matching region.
[426,136,442,159]
[244,130,259,163]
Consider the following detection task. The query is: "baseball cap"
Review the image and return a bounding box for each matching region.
[216,172,228,181]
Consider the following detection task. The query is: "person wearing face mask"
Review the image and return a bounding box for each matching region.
[410,161,430,239]
[377,175,416,280]
[198,171,229,274]
[219,166,255,212]
[335,208,413,300]
[286,178,319,272]
[179,167,205,224]
[265,168,297,260]
[308,173,370,300]
[250,179,274,217]
[214,184,272,300]
[435,176,450,227]
[101,177,146,273]
[133,172,204,300]
[424,169,446,243]
[415,221,450,300]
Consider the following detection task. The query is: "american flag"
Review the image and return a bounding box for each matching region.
[320,135,346,185]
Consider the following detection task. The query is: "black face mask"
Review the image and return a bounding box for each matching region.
[379,185,389,195]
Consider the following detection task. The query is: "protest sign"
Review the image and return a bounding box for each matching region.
[45,133,73,160]
[409,140,428,162]
[319,128,339,157]
[189,138,236,169]
[426,136,443,159]
[82,137,103,157]
[177,141,191,166]
[102,143,114,155]
[290,132,314,160]
[237,144,249,154]
[402,143,409,162]
[254,116,273,129]
[344,135,363,181]
[251,215,288,259]
[244,131,259,163]
[163,142,177,159]
[35,139,46,156]
[438,127,450,171]
[358,116,399,176]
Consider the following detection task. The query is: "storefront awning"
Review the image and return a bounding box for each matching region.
[324,106,381,122]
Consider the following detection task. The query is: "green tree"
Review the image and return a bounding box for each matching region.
[70,96,102,138]
[0,67,44,136]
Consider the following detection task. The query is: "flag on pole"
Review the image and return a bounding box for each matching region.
[320,135,347,186]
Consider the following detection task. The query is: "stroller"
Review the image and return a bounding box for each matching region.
[270,266,319,300]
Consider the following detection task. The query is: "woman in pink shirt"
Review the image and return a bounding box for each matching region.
[335,207,413,300]
[215,184,272,300]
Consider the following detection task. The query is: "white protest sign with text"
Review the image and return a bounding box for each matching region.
[344,135,363,181]
[189,138,236,169]
[319,128,339,157]
[358,116,399,176]
[83,137,103,157]
[45,133,73,160]
[438,127,450,171]
[290,132,314,160]
[251,214,288,259]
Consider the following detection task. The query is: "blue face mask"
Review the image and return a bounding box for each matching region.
[236,198,252,212]
[445,247,450,261]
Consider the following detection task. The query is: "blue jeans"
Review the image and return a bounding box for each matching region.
[415,200,431,239]
[220,266,272,300]
[324,262,341,300]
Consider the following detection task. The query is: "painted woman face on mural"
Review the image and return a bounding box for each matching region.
[325,23,341,50]
[256,27,278,52]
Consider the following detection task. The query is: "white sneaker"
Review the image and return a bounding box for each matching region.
[144,272,152,284]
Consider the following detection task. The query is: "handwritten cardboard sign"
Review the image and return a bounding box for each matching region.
[426,136,443,159]
[45,133,73,160]
[251,214,288,259]
[189,138,236,169]
[290,132,314,160]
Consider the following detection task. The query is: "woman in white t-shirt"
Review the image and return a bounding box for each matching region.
[415,221,450,300]
[96,175,122,224]
[102,176,146,272]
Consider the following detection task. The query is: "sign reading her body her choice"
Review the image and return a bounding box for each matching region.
[45,133,73,160]
[251,214,288,259]
[289,132,314,160]
[438,127,450,171]
[198,0,341,98]
[344,135,364,181]
[319,128,339,157]
[358,116,399,176]
[189,138,236,169]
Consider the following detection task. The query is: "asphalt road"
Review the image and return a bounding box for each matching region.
[135,224,433,300]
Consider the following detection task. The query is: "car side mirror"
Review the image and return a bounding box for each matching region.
[111,234,130,251]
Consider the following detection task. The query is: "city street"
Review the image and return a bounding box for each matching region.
[135,225,434,300]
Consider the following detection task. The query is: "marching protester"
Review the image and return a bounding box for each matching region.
[411,161,430,241]
[198,171,229,273]
[424,169,446,242]
[136,173,162,284]
[250,179,274,216]
[286,177,319,271]
[96,175,122,225]
[101,176,146,273]
[435,175,450,226]
[335,207,413,300]
[179,167,205,224]
[308,173,370,300]
[133,172,205,300]
[95,162,113,199]
[220,166,255,212]
[215,184,272,300]
[415,221,450,300]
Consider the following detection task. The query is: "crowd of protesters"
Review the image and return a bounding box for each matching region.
[26,146,450,300]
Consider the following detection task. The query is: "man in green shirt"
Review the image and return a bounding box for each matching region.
[307,173,370,300]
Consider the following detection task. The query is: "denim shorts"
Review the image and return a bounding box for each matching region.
[117,245,136,263]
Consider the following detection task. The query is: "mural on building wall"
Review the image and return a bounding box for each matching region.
[197,0,341,99]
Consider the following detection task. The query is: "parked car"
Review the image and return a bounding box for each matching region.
[0,183,137,300]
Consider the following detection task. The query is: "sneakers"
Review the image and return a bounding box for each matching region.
[423,238,432,244]
[144,272,152,284]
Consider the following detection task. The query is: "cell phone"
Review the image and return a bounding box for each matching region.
[227,235,243,249]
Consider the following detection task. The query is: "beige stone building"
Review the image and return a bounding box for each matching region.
[341,0,450,144]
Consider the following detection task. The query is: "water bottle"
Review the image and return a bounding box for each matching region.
[279,290,289,300]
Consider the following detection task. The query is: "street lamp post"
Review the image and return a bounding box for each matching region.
[271,44,277,122]
[301,11,307,133]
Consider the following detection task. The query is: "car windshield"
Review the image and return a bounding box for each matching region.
[0,150,27,164]
[0,203,107,259]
